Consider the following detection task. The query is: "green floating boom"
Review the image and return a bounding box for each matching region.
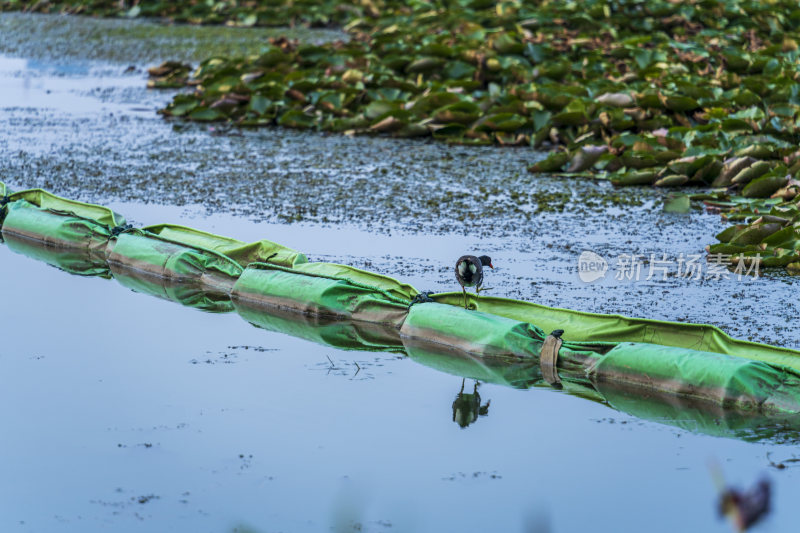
[107,229,243,293]
[2,198,116,251]
[142,224,308,269]
[232,262,412,325]
[2,181,800,424]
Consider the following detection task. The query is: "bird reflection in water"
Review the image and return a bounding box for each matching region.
[711,460,771,532]
[452,378,491,428]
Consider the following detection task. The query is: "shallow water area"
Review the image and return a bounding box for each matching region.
[2,241,799,533]
[2,12,800,533]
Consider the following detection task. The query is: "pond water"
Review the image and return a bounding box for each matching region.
[1,13,799,533]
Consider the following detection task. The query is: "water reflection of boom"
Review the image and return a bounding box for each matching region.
[2,231,234,312]
[234,298,404,353]
[598,383,800,444]
[2,232,111,278]
[109,260,235,313]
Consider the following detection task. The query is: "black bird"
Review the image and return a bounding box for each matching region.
[719,478,771,532]
[711,461,771,533]
[455,254,493,309]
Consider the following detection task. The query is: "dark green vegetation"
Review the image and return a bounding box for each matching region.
[0,0,378,27]
[6,0,800,270]
[705,194,800,270]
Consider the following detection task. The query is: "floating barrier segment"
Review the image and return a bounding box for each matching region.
[232,262,414,325]
[1,189,124,251]
[431,292,800,370]
[3,181,800,421]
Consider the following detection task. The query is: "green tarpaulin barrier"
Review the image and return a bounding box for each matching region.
[4,188,124,227]
[107,230,243,291]
[402,301,554,359]
[589,342,800,414]
[1,199,115,251]
[432,292,800,372]
[143,224,307,268]
[231,262,410,325]
[290,261,418,301]
[401,302,800,416]
[3,185,800,420]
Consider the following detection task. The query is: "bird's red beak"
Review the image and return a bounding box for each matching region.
[489,263,494,269]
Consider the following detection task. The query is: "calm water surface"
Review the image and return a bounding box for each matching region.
[1,13,798,533]
[1,215,797,533]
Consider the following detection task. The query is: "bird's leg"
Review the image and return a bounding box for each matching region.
[462,287,468,309]
[459,378,465,394]
[476,286,492,294]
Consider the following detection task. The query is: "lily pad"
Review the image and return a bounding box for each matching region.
[663,195,691,213]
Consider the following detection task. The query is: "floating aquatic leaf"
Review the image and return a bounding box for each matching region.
[365,101,400,120]
[596,92,634,108]
[278,110,316,129]
[730,223,783,245]
[622,152,659,169]
[528,152,569,173]
[433,102,480,125]
[663,95,699,112]
[611,169,658,186]
[188,108,222,121]
[551,110,585,127]
[712,157,757,187]
[341,69,363,84]
[771,179,800,201]
[742,174,789,199]
[666,156,699,176]
[567,145,608,173]
[663,195,691,213]
[405,57,446,74]
[370,115,406,133]
[479,113,528,133]
[492,32,524,55]
[411,92,461,115]
[731,161,772,185]
[734,145,775,159]
[654,174,689,187]
[248,95,271,115]
[395,122,428,137]
[715,225,742,243]
[692,158,723,184]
